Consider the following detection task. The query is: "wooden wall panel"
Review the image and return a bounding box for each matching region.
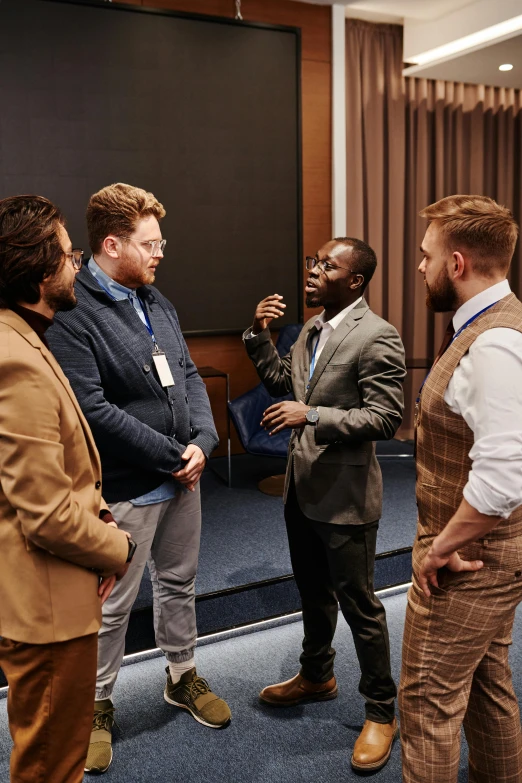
[114,0,332,454]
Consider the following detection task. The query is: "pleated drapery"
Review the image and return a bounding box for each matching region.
[345,19,522,436]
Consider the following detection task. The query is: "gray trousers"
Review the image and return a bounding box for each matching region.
[96,486,201,700]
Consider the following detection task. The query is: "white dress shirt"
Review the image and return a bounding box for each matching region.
[443,280,522,519]
[311,298,363,365]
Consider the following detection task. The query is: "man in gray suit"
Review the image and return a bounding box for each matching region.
[244,237,406,772]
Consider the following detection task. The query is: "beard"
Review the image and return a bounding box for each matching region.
[305,292,322,308]
[116,249,156,289]
[43,278,77,313]
[425,265,458,312]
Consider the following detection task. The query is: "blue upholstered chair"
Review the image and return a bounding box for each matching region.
[228,324,303,489]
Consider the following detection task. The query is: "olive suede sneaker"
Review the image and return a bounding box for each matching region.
[164,667,231,728]
[84,698,116,774]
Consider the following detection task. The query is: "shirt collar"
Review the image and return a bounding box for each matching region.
[313,297,363,332]
[10,303,53,347]
[452,280,511,333]
[87,256,138,301]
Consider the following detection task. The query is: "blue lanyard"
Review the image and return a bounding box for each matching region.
[136,296,158,347]
[417,300,498,403]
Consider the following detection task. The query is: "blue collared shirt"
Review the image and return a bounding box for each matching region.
[87,257,177,507]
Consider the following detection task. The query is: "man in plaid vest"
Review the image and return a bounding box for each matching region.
[399,195,522,783]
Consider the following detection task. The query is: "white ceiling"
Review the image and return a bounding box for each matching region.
[288,0,522,89]
[404,34,522,88]
[289,0,475,22]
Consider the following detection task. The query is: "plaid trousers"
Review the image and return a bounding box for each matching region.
[399,538,522,783]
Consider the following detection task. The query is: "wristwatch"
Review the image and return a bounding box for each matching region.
[305,406,320,425]
[126,537,138,563]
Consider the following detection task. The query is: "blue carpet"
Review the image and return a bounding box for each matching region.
[3,591,518,781]
[133,453,417,610]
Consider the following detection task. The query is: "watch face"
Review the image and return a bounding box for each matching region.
[306,408,320,423]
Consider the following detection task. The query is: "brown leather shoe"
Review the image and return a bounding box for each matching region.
[351,718,398,771]
[259,673,337,707]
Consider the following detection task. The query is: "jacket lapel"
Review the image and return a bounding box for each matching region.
[304,300,368,403]
[0,310,102,475]
[297,321,318,399]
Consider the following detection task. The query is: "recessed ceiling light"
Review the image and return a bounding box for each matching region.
[499,63,514,71]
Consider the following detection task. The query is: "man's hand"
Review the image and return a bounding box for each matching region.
[98,575,117,604]
[173,444,206,491]
[252,294,286,335]
[417,548,484,599]
[261,401,310,435]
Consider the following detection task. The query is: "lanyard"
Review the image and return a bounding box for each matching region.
[136,296,159,350]
[416,300,498,404]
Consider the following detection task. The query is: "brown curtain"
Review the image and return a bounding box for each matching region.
[345,18,522,436]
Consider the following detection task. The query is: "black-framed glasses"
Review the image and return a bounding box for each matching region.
[305,256,353,274]
[119,237,167,256]
[65,249,84,270]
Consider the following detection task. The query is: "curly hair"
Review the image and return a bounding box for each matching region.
[87,182,166,254]
[0,195,65,308]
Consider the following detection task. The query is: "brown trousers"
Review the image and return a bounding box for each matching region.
[0,632,98,783]
[399,540,522,783]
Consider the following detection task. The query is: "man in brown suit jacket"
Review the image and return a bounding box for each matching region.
[244,238,406,772]
[399,195,522,783]
[0,195,133,783]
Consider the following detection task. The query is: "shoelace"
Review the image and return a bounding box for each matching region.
[92,706,118,734]
[188,675,211,701]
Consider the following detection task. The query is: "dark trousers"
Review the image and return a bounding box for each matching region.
[0,632,98,783]
[285,477,396,723]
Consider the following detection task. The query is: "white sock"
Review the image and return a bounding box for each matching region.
[168,658,195,683]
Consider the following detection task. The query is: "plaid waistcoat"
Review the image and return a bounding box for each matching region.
[415,293,522,563]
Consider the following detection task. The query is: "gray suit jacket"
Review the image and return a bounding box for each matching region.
[244,299,406,524]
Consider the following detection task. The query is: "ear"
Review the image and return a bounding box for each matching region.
[103,235,121,259]
[350,274,364,290]
[451,251,466,280]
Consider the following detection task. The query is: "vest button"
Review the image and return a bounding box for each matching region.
[95,481,101,490]
[179,358,184,367]
[143,364,151,373]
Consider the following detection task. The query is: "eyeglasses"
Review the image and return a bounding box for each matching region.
[64,249,84,270]
[305,256,353,274]
[119,237,167,256]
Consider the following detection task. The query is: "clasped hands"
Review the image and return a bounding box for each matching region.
[173,443,206,492]
[261,401,310,435]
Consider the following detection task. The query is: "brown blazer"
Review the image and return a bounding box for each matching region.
[0,309,129,644]
[244,299,406,524]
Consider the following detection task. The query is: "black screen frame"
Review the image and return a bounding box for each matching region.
[32,0,304,335]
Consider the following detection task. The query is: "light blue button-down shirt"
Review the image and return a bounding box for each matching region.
[87,257,177,506]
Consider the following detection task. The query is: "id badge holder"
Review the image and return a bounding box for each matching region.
[152,345,175,388]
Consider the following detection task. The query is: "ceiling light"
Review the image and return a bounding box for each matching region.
[407,14,522,66]
[499,63,514,71]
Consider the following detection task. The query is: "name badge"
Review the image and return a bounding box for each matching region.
[152,350,175,388]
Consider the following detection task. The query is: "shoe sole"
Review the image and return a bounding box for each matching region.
[350,727,399,772]
[164,691,231,729]
[259,687,338,707]
[84,747,113,775]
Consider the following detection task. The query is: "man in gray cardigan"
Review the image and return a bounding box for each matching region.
[47,183,230,775]
[244,238,406,772]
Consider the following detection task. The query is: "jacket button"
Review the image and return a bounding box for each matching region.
[185,394,189,403]
[179,358,184,367]
[143,364,151,373]
[95,481,101,490]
